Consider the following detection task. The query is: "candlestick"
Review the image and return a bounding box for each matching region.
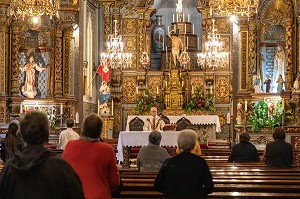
[60,103,63,115]
[111,99,114,116]
[75,112,79,123]
[188,14,190,22]
[245,100,248,112]
[227,112,230,124]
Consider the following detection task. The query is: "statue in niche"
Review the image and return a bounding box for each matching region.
[264,75,271,93]
[272,45,286,92]
[168,29,183,68]
[20,51,46,98]
[254,75,261,93]
[293,74,300,92]
[276,74,285,93]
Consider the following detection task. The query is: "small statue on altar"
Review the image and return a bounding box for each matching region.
[99,103,110,115]
[253,75,261,93]
[266,98,274,117]
[168,29,183,68]
[276,74,285,93]
[263,75,271,93]
[293,74,300,92]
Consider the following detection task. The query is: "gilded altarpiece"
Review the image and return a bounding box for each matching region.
[215,76,230,104]
[122,77,137,103]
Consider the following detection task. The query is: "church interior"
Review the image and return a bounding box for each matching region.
[1,0,300,158]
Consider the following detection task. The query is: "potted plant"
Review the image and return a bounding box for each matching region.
[135,90,164,114]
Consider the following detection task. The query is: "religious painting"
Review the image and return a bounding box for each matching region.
[19,48,49,98]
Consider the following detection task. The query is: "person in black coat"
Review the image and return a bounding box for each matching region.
[0,111,84,199]
[265,127,293,168]
[154,130,214,198]
[228,132,260,162]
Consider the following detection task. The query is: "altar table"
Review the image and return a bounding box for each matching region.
[126,115,221,132]
[117,131,180,163]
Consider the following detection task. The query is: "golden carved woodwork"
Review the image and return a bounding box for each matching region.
[217,111,226,132]
[215,18,230,34]
[285,19,292,91]
[0,28,6,94]
[215,76,230,104]
[11,25,21,96]
[122,76,136,103]
[123,36,137,51]
[63,26,73,96]
[0,103,6,123]
[115,109,121,134]
[190,76,204,90]
[103,14,111,40]
[240,31,248,90]
[148,75,163,95]
[248,21,256,75]
[138,18,144,66]
[164,70,185,110]
[123,18,138,34]
[54,23,63,96]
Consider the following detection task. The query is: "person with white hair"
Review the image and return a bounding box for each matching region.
[143,107,165,131]
[154,130,214,198]
[137,131,169,172]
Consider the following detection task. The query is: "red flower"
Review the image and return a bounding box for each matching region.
[143,102,146,105]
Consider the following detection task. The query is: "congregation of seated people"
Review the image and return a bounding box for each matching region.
[0,109,298,199]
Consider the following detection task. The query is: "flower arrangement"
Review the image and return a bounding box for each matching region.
[135,90,164,114]
[41,108,58,129]
[184,87,216,113]
[248,100,282,133]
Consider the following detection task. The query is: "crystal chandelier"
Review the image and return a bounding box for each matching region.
[10,0,60,20]
[197,18,229,69]
[100,19,132,69]
[208,0,259,17]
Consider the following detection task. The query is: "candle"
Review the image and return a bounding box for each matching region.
[282,98,285,110]
[227,112,230,124]
[173,14,175,22]
[183,13,185,22]
[60,103,63,115]
[162,37,165,51]
[245,100,248,112]
[20,103,22,114]
[237,102,242,110]
[210,85,213,94]
[188,14,190,22]
[111,99,114,116]
[167,26,170,33]
[165,81,167,88]
[166,46,168,62]
[156,86,159,94]
[185,24,186,34]
[187,37,189,49]
[197,37,200,50]
[176,14,178,22]
[192,25,194,34]
[136,86,138,94]
[192,86,194,94]
[75,112,79,123]
[231,99,233,115]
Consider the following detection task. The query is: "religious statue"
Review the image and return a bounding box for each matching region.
[272,45,286,92]
[263,75,271,93]
[293,74,300,92]
[276,74,285,93]
[20,52,46,98]
[253,75,261,93]
[168,29,183,68]
[99,81,110,104]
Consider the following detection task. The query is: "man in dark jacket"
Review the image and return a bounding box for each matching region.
[0,111,85,199]
[228,132,260,162]
[265,127,293,168]
[154,130,214,198]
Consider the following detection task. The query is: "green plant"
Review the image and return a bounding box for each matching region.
[41,108,58,129]
[135,90,164,114]
[248,100,282,133]
[184,87,216,113]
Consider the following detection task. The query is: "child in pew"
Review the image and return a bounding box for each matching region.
[228,132,260,163]
[137,130,169,172]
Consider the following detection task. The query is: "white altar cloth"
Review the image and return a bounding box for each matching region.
[117,131,180,162]
[126,115,221,132]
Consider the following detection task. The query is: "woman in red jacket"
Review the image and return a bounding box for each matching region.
[63,114,120,199]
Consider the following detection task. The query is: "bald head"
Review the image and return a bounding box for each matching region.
[150,107,157,117]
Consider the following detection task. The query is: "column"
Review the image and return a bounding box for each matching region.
[10,23,21,96]
[54,20,63,97]
[62,24,73,96]
[248,20,256,91]
[238,20,248,91]
[285,18,293,91]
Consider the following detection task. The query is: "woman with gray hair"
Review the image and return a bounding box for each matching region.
[137,131,169,172]
[154,130,214,198]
